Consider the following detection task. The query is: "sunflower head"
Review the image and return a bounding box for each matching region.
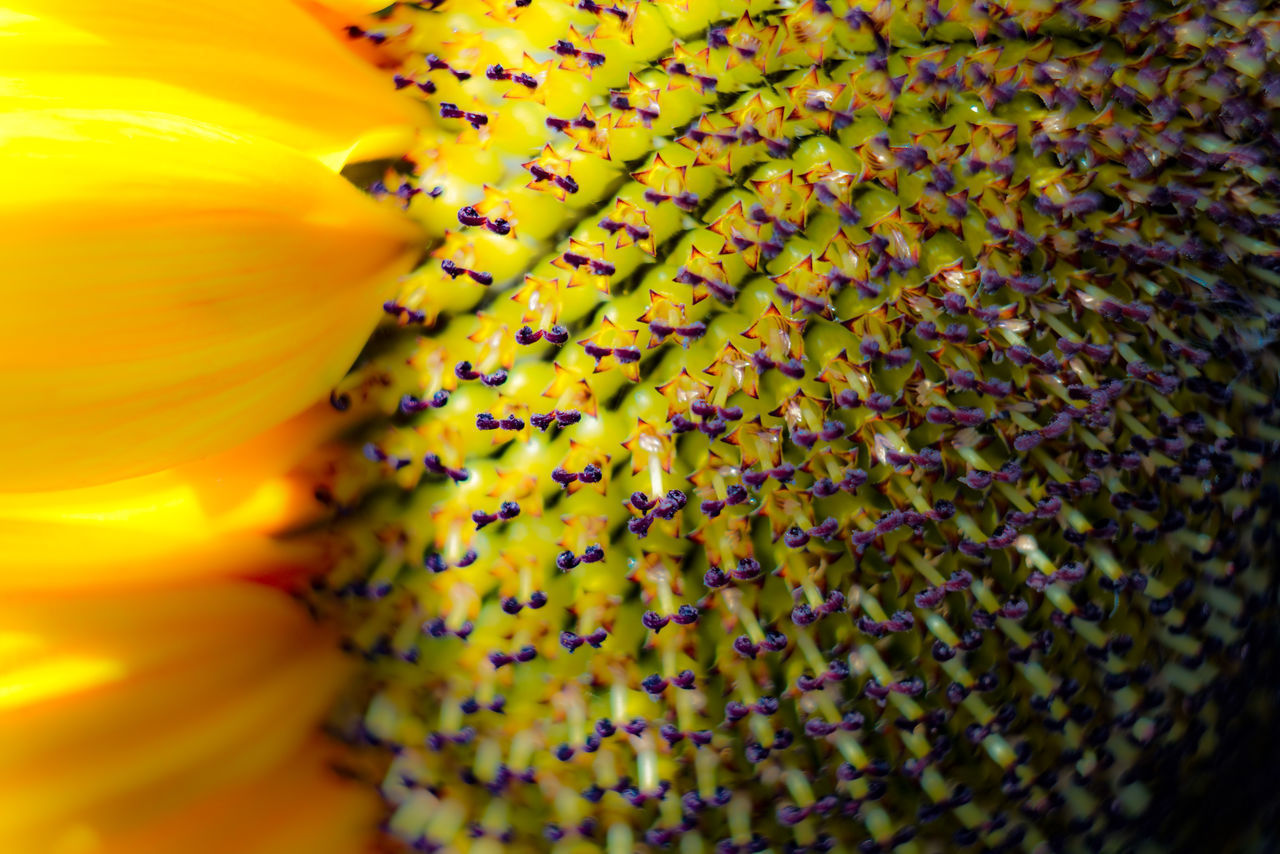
[304,1,1280,852]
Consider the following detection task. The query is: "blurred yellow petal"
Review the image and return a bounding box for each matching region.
[0,110,422,491]
[0,0,424,166]
[0,403,357,592]
[301,0,396,15]
[0,581,358,854]
[292,0,413,71]
[95,741,380,854]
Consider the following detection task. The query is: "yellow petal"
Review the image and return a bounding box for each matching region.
[95,741,380,854]
[292,0,414,73]
[0,110,422,491]
[295,0,397,17]
[0,581,355,854]
[294,0,394,17]
[0,0,424,166]
[0,403,354,592]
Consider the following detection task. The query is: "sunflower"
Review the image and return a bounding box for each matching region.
[5,1,1280,853]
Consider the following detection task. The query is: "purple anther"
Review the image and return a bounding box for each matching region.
[733,636,759,659]
[792,603,818,625]
[784,527,811,548]
[581,543,605,563]
[797,674,823,692]
[915,586,945,609]
[1013,431,1042,452]
[642,611,670,632]
[761,630,788,652]
[698,418,727,438]
[556,550,580,571]
[778,358,806,379]
[583,341,611,361]
[818,421,845,442]
[865,392,895,412]
[789,429,818,451]
[805,719,838,738]
[704,567,729,589]
[809,517,840,540]
[885,347,913,368]
[457,205,487,227]
[641,674,669,695]
[673,604,699,625]
[627,515,654,537]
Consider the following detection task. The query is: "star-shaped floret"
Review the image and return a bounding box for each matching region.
[599,198,655,254]
[611,72,664,128]
[716,12,780,72]
[771,255,832,315]
[500,53,555,104]
[521,144,578,201]
[703,341,759,399]
[577,318,641,381]
[675,245,733,304]
[784,66,847,133]
[722,419,783,469]
[551,238,614,293]
[658,41,718,94]
[510,274,563,328]
[743,304,806,363]
[542,363,598,417]
[777,0,836,64]
[655,369,713,420]
[676,113,739,173]
[620,419,674,474]
[636,289,689,348]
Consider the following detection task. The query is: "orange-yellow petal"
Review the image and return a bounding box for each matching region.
[0,0,425,167]
[0,403,356,592]
[292,0,413,70]
[0,581,358,854]
[94,740,381,854]
[295,0,397,17]
[0,110,422,492]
